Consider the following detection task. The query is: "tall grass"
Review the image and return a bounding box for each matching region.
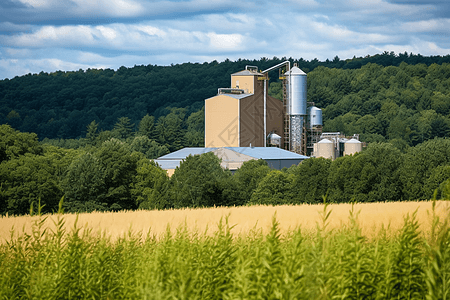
[0,201,449,299]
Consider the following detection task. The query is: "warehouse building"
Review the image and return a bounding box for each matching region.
[155,147,308,176]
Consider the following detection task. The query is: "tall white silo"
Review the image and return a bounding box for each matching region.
[285,65,307,154]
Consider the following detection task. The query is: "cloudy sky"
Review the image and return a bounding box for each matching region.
[0,0,449,79]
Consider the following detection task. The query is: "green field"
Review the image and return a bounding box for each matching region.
[1,202,449,299]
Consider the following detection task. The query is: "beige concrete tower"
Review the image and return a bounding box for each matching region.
[205,67,283,148]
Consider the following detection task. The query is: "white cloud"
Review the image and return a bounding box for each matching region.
[400,18,450,33]
[334,37,450,61]
[309,20,395,44]
[71,0,143,17]
[4,25,96,47]
[207,33,244,50]
[0,22,32,32]
[135,25,167,38]
[1,0,449,79]
[287,0,320,8]
[4,47,32,57]
[385,38,450,56]
[10,0,247,20]
[15,0,143,17]
[96,26,118,40]
[199,13,258,33]
[16,0,55,8]
[344,0,424,16]
[0,56,106,79]
[2,22,257,54]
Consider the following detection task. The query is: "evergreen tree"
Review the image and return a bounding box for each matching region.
[86,120,99,145]
[129,135,169,159]
[113,117,134,140]
[185,107,205,147]
[156,108,186,151]
[137,114,156,139]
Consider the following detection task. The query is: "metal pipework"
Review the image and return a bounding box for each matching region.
[261,61,291,148]
[261,61,291,74]
[264,77,267,147]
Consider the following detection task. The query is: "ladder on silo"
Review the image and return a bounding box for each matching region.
[282,77,290,151]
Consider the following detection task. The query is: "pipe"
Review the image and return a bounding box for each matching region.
[288,65,292,151]
[261,60,290,74]
[260,60,292,150]
[264,78,267,147]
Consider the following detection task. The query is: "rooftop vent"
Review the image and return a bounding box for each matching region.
[218,88,245,95]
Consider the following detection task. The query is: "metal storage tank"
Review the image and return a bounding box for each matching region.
[285,66,307,116]
[344,138,362,156]
[315,139,335,160]
[268,133,281,147]
[308,106,322,129]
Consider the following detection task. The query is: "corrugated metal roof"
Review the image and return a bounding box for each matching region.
[157,147,216,160]
[154,159,182,170]
[285,66,307,76]
[231,70,263,76]
[205,93,252,101]
[156,147,309,170]
[225,147,309,160]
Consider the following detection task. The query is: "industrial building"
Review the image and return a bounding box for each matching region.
[205,66,284,148]
[204,61,359,159]
[155,147,309,176]
[313,133,363,160]
[156,61,362,175]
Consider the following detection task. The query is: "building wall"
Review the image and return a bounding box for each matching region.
[239,94,262,147]
[205,95,240,147]
[166,169,176,177]
[231,75,255,93]
[266,95,284,146]
[239,79,283,147]
[265,159,304,170]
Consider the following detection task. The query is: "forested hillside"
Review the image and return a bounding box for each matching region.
[2,124,450,216]
[1,52,450,149]
[310,62,450,147]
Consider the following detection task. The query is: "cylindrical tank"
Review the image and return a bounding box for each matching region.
[285,66,307,115]
[308,106,322,129]
[344,138,362,156]
[315,139,335,160]
[268,133,281,147]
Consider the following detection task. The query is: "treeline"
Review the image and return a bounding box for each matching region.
[308,62,450,147]
[43,106,205,153]
[1,52,450,147]
[1,124,450,216]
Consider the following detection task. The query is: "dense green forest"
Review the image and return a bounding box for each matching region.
[1,124,450,216]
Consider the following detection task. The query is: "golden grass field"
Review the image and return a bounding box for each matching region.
[1,200,449,242]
